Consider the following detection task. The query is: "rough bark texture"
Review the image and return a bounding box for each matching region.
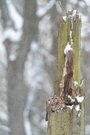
[48,108,81,135]
[47,10,85,135]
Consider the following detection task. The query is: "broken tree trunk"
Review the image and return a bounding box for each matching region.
[46,10,85,135]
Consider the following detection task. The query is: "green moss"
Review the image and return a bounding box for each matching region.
[73,15,81,84]
[56,19,68,95]
[48,11,85,135]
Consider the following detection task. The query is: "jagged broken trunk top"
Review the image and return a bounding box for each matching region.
[46,10,85,135]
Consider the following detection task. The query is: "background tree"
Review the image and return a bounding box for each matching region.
[0,0,90,135]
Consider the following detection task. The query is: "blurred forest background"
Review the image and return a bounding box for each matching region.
[0,0,90,135]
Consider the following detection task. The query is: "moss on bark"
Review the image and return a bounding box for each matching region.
[47,10,85,135]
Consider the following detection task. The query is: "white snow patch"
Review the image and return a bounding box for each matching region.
[40,119,47,128]
[67,105,73,110]
[70,0,78,4]
[68,95,75,102]
[6,0,23,29]
[36,0,55,17]
[63,16,67,22]
[57,109,60,112]
[78,112,81,117]
[72,10,77,17]
[9,54,16,61]
[69,10,80,30]
[70,30,73,45]
[72,10,80,19]
[79,1,85,8]
[23,110,32,135]
[0,111,9,121]
[0,125,11,132]
[80,79,85,87]
[64,42,72,54]
[3,28,22,42]
[74,81,78,86]
[75,96,84,103]
[70,31,72,39]
[75,105,80,111]
[31,41,38,52]
[85,0,90,6]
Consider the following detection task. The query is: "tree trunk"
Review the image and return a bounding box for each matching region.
[7,60,27,135]
[7,1,38,135]
[47,10,85,135]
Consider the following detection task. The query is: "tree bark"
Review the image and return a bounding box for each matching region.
[47,10,85,135]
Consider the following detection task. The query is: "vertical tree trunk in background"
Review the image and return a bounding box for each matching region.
[7,1,38,135]
[47,10,85,135]
[7,60,27,135]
